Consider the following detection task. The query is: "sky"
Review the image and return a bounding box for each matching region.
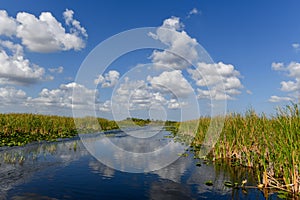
[0,0,300,120]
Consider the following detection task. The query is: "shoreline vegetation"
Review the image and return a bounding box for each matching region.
[0,114,118,147]
[0,114,155,147]
[171,103,299,197]
[0,103,299,197]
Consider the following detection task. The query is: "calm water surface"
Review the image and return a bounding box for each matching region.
[0,127,283,200]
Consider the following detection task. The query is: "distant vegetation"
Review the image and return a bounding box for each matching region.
[118,117,152,127]
[171,103,299,196]
[0,113,118,147]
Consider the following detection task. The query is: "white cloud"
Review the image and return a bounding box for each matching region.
[0,9,86,87]
[292,43,300,50]
[149,17,198,70]
[63,9,88,37]
[280,80,298,92]
[48,66,64,74]
[112,77,182,112]
[161,17,184,31]
[246,90,253,95]
[16,10,87,52]
[0,40,45,85]
[149,16,243,101]
[148,70,193,98]
[0,9,87,53]
[271,62,300,102]
[0,87,27,105]
[271,62,285,71]
[197,88,232,100]
[189,8,199,15]
[167,99,186,109]
[269,62,300,102]
[94,70,120,88]
[268,95,293,103]
[30,82,98,109]
[99,100,112,112]
[187,8,199,18]
[188,62,243,100]
[0,10,17,37]
[114,78,154,110]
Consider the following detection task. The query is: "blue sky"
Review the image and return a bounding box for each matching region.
[0,0,300,120]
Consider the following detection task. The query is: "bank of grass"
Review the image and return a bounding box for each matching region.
[0,113,118,147]
[173,103,299,195]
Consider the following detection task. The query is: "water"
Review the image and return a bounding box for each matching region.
[0,127,283,200]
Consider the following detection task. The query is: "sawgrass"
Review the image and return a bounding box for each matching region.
[174,103,299,195]
[0,113,118,147]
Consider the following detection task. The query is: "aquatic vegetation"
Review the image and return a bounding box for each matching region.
[177,152,189,157]
[117,118,152,127]
[205,180,213,186]
[173,103,300,196]
[0,113,118,147]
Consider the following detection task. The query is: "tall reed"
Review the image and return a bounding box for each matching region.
[176,103,299,195]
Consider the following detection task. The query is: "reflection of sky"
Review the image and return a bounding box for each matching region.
[89,160,115,179]
[0,139,89,199]
[80,127,186,173]
[1,135,265,200]
[151,153,231,197]
[80,127,234,196]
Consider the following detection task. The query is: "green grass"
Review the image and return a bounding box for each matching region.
[0,113,118,147]
[173,103,299,195]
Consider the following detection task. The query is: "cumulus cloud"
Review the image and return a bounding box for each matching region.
[48,66,64,74]
[148,16,243,101]
[29,82,98,109]
[268,95,293,103]
[280,80,298,92]
[167,99,186,109]
[0,9,87,53]
[0,10,17,36]
[271,62,300,102]
[188,62,243,100]
[0,40,45,85]
[113,78,158,110]
[0,87,27,106]
[112,76,188,112]
[271,62,285,71]
[149,17,198,70]
[0,9,87,88]
[63,9,87,37]
[16,10,87,52]
[147,70,193,98]
[196,88,234,101]
[160,16,184,31]
[94,70,120,88]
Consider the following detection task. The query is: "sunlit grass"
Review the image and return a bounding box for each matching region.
[0,113,118,147]
[174,103,299,195]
